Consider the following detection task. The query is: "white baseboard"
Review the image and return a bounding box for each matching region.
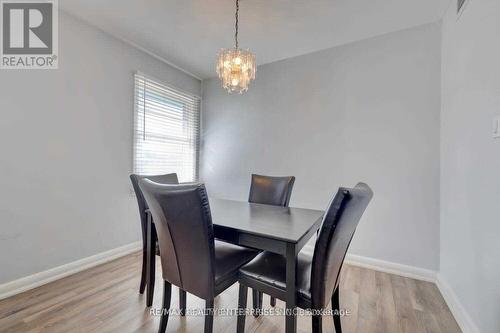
[345,253,437,282]
[435,274,481,333]
[0,241,142,300]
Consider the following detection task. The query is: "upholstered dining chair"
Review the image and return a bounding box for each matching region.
[237,183,373,333]
[248,174,295,207]
[130,173,185,308]
[138,180,259,333]
[248,174,296,309]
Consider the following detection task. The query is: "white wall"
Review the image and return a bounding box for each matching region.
[201,23,442,270]
[440,1,500,332]
[0,12,201,284]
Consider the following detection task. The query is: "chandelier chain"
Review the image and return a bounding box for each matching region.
[235,0,239,49]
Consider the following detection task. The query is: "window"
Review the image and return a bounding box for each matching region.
[133,73,200,182]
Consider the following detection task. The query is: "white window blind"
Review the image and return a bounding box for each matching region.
[133,73,200,182]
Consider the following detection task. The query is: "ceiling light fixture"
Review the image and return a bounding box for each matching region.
[216,0,256,94]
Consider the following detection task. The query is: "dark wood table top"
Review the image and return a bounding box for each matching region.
[210,198,324,244]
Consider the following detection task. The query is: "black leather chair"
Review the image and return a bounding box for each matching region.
[248,174,295,207]
[130,173,185,308]
[248,174,295,309]
[237,183,373,333]
[138,180,259,333]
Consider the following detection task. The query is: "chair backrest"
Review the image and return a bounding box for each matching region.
[129,173,179,247]
[138,180,216,300]
[310,183,373,309]
[248,174,296,207]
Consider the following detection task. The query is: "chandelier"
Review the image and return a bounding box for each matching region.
[216,0,256,94]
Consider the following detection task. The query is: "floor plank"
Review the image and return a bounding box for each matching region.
[0,252,461,333]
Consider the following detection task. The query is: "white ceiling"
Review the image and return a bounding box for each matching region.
[61,0,450,79]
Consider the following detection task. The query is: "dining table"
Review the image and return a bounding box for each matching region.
[146,197,325,333]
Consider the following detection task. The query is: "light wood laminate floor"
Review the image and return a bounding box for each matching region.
[0,252,461,333]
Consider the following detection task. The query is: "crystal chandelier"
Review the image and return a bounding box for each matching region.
[216,0,256,94]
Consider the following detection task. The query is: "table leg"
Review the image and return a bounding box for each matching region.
[285,243,297,333]
[146,212,155,307]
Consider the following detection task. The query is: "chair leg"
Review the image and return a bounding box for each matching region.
[312,315,323,333]
[158,281,172,333]
[237,284,248,333]
[270,296,276,307]
[146,215,156,307]
[204,298,214,333]
[139,248,147,294]
[147,256,156,306]
[252,289,261,317]
[332,287,342,333]
[179,289,187,316]
[259,292,263,308]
